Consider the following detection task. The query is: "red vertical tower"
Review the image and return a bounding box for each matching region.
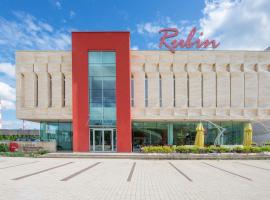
[72,32,132,152]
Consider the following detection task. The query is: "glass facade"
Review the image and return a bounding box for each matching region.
[88,51,116,126]
[132,122,168,151]
[132,121,245,151]
[40,122,73,151]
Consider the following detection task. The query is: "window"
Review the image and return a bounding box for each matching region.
[48,73,52,107]
[21,74,25,107]
[187,74,189,107]
[131,75,134,107]
[40,122,73,151]
[173,74,176,107]
[159,74,162,107]
[35,73,38,107]
[145,75,148,107]
[88,51,116,126]
[63,74,66,107]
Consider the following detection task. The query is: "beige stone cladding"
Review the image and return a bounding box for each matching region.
[131,50,270,121]
[16,51,72,121]
[16,50,270,122]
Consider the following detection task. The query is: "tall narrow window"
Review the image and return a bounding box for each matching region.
[35,73,38,107]
[131,75,134,107]
[187,74,189,107]
[145,74,148,107]
[48,73,52,107]
[89,51,116,126]
[159,74,162,107]
[63,74,66,107]
[173,74,176,107]
[21,74,25,107]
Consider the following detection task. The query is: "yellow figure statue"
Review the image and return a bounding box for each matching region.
[195,122,204,147]
[243,123,253,147]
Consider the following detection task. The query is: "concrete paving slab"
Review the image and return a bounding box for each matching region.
[0,157,270,200]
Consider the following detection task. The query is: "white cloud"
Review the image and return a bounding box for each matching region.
[137,17,193,36]
[0,11,71,63]
[0,82,15,110]
[200,0,270,50]
[131,45,139,50]
[0,63,15,78]
[137,22,162,35]
[137,1,270,50]
[1,99,15,110]
[0,82,15,101]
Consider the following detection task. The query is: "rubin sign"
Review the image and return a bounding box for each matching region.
[159,27,220,53]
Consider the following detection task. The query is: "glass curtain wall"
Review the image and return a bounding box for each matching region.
[88,52,116,126]
[40,122,73,151]
[173,121,244,146]
[132,121,245,151]
[132,122,168,151]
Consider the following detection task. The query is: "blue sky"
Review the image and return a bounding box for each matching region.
[0,0,270,129]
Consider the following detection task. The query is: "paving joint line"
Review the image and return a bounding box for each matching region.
[60,162,101,181]
[234,162,270,171]
[169,162,192,182]
[127,162,136,182]
[12,162,73,180]
[202,162,252,181]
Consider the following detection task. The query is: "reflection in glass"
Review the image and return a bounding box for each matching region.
[132,121,246,151]
[94,130,103,151]
[88,51,116,126]
[40,122,73,151]
[132,122,168,151]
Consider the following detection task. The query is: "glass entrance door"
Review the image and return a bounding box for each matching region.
[90,128,115,152]
[94,129,103,151]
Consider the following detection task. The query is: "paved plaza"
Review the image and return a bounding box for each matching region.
[0,157,270,200]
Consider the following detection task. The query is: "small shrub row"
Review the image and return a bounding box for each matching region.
[0,152,25,157]
[142,146,174,153]
[0,143,9,152]
[0,135,39,141]
[0,149,49,157]
[142,145,270,154]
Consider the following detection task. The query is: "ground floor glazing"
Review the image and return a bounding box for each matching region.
[40,121,246,152]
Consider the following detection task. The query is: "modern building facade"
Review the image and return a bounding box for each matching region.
[16,32,270,152]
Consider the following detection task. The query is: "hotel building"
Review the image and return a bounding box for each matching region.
[16,32,270,152]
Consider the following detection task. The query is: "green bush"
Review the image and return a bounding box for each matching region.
[0,143,9,152]
[142,146,174,153]
[260,146,270,152]
[0,152,25,157]
[232,146,243,153]
[189,146,200,153]
[141,145,270,154]
[175,146,190,153]
[219,146,231,153]
[0,135,39,141]
[250,147,262,153]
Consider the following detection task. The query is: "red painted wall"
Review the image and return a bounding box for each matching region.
[72,32,131,152]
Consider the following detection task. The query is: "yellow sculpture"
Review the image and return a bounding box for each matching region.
[243,123,253,147]
[195,122,204,147]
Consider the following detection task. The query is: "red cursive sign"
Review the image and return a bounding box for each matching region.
[159,27,220,53]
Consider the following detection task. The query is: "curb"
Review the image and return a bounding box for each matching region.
[41,152,270,160]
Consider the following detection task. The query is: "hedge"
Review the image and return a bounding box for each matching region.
[142,145,270,153]
[0,135,39,141]
[0,143,9,152]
